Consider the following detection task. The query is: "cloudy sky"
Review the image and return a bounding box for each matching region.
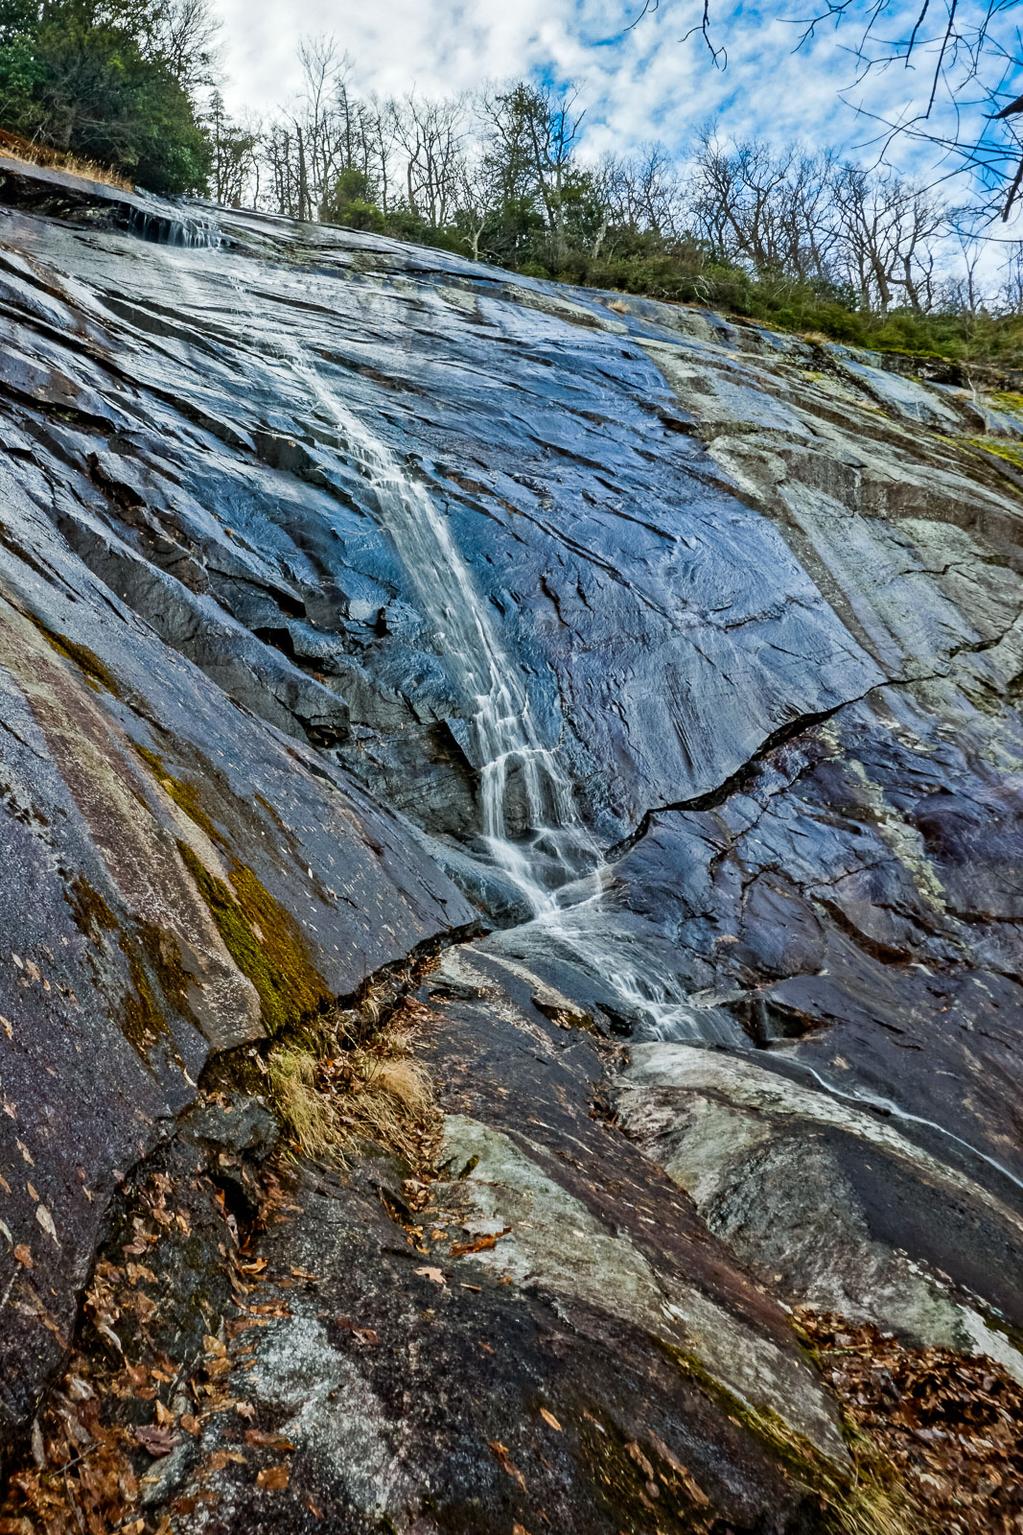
[211,0,1020,194]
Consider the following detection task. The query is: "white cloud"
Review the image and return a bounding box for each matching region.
[210,0,1021,219]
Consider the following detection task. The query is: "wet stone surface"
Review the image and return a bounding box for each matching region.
[0,165,1021,1530]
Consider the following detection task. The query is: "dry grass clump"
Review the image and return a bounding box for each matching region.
[268,998,437,1166]
[736,1404,913,1535]
[831,1459,915,1535]
[0,129,132,190]
[268,1044,337,1160]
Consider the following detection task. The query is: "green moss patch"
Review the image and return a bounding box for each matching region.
[989,391,1023,418]
[119,942,170,1055]
[178,842,328,1034]
[962,437,1023,471]
[66,873,119,940]
[132,744,222,844]
[30,615,121,696]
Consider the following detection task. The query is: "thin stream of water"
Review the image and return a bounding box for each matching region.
[164,247,1015,1184]
[777,1057,1023,1198]
[286,350,734,1039]
[295,360,599,915]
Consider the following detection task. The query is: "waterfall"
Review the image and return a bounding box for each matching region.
[297,365,744,1045]
[169,252,740,1040]
[296,363,599,915]
[129,206,221,249]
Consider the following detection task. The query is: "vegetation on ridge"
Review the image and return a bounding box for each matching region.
[1,7,1020,364]
[0,0,213,192]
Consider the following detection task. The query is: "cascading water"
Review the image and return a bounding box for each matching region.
[129,205,222,249]
[296,363,599,915]
[292,359,744,1042]
[168,248,743,1040]
[197,252,594,917]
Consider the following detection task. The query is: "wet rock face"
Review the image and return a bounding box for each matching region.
[0,165,1022,1528]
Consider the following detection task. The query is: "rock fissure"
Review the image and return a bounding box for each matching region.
[0,166,1022,1534]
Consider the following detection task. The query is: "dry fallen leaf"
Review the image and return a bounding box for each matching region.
[646,1431,710,1505]
[95,1320,124,1354]
[625,1440,655,1479]
[256,1463,290,1490]
[34,1203,59,1245]
[450,1227,510,1258]
[336,1316,380,1347]
[245,1429,296,1452]
[415,1265,447,1287]
[134,1423,179,1458]
[488,1439,527,1491]
[539,1407,562,1432]
[207,1449,247,1471]
[13,1244,32,1268]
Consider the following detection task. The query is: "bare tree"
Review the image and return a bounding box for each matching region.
[831,166,948,313]
[155,0,220,88]
[454,152,500,261]
[998,243,1023,313]
[390,93,467,226]
[628,1,1023,219]
[597,145,687,243]
[690,136,839,282]
[258,38,399,222]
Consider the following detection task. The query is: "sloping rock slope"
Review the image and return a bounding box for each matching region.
[0,160,1020,1533]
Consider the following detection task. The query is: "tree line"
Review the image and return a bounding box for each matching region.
[0,6,1020,359]
[207,41,1022,358]
[0,0,215,194]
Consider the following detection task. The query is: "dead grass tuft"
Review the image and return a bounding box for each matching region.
[268,1045,337,1160]
[340,1053,434,1163]
[736,1404,913,1535]
[0,129,133,191]
[832,1461,915,1535]
[267,999,438,1167]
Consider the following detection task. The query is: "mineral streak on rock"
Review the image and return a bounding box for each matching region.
[0,162,1021,1532]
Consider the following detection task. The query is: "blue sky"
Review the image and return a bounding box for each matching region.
[212,0,1021,201]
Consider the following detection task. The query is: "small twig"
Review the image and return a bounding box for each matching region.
[63,1467,86,1535]
[45,1441,98,1479]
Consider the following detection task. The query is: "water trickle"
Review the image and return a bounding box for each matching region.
[293,363,745,1044]
[128,206,222,249]
[296,361,599,914]
[776,1057,1023,1199]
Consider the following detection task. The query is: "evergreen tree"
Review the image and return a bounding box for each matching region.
[0,0,213,194]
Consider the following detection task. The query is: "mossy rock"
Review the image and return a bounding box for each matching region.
[962,436,1023,471]
[29,614,121,696]
[178,842,328,1034]
[132,744,223,844]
